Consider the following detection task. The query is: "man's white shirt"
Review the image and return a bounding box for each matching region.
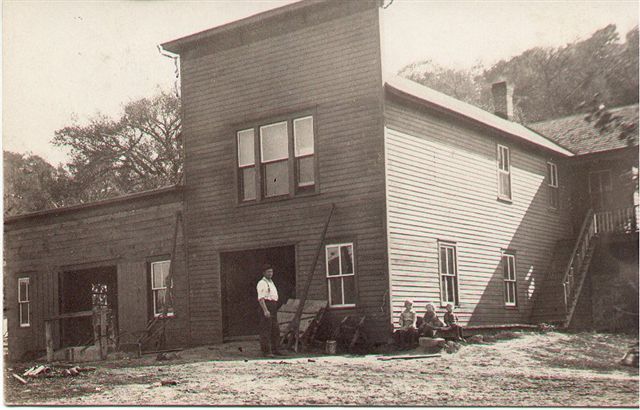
[257,277,279,301]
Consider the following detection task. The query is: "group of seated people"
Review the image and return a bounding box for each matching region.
[394,300,464,348]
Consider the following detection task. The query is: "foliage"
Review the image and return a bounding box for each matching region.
[3,151,72,217]
[399,25,639,124]
[52,91,182,204]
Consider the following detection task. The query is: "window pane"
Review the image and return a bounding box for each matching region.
[264,160,289,197]
[343,276,356,305]
[20,304,29,325]
[503,257,509,279]
[508,257,516,279]
[499,172,511,198]
[550,188,559,208]
[326,246,340,275]
[260,122,288,162]
[297,156,315,187]
[154,289,167,314]
[19,280,28,302]
[446,276,455,302]
[294,117,314,157]
[447,248,455,275]
[237,129,255,167]
[152,262,169,289]
[440,247,447,274]
[329,277,343,305]
[241,167,256,201]
[340,245,354,274]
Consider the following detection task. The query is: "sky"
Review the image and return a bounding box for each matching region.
[3,0,638,166]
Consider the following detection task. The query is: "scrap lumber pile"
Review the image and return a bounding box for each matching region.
[11,364,97,384]
[278,299,327,349]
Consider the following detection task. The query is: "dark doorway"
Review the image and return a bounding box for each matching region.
[220,246,296,339]
[59,266,118,347]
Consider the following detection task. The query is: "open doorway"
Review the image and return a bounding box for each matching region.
[220,246,296,339]
[59,266,118,347]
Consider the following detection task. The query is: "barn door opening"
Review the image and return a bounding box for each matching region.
[220,246,296,339]
[59,266,118,347]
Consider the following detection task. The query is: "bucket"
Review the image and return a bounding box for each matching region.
[325,340,337,354]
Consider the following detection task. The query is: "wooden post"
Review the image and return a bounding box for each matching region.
[99,307,108,360]
[45,321,54,363]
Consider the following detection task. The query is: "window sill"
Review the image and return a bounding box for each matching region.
[504,305,518,310]
[328,304,356,310]
[19,324,31,328]
[154,313,176,319]
[497,197,513,204]
[237,190,320,207]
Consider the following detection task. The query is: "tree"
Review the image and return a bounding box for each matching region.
[3,151,72,217]
[53,91,182,203]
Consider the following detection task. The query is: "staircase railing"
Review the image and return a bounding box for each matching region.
[594,205,639,235]
[562,209,597,327]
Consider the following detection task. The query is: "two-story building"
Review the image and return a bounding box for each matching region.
[5,0,638,361]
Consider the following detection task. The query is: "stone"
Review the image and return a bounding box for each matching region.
[418,337,446,349]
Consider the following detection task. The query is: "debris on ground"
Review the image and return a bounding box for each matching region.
[161,380,178,386]
[620,342,639,367]
[156,352,180,361]
[538,323,556,332]
[307,359,316,363]
[467,335,484,344]
[444,341,460,354]
[377,354,441,361]
[12,374,28,385]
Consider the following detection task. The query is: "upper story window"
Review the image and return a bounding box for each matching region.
[325,243,356,307]
[151,260,174,317]
[237,114,316,202]
[497,144,512,201]
[547,162,559,209]
[18,277,30,327]
[438,242,459,306]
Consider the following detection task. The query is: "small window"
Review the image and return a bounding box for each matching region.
[151,261,174,317]
[438,243,459,305]
[502,252,517,306]
[497,145,512,200]
[547,162,559,209]
[589,170,612,209]
[18,277,30,327]
[294,116,315,192]
[325,243,356,307]
[237,129,256,201]
[260,122,290,198]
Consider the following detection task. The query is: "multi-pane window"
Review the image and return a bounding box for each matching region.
[18,277,30,327]
[589,170,612,209]
[502,251,517,306]
[547,162,559,209]
[237,114,316,202]
[497,144,512,200]
[325,243,356,307]
[151,261,174,317]
[438,243,459,305]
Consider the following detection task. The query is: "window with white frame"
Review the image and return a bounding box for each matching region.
[497,144,512,200]
[151,260,174,317]
[502,251,517,306]
[547,162,559,209]
[18,277,30,327]
[589,170,612,209]
[438,243,459,305]
[237,114,316,202]
[325,243,356,307]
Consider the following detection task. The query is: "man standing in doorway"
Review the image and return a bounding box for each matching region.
[257,263,282,357]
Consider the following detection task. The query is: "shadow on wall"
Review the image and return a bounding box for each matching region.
[466,176,569,326]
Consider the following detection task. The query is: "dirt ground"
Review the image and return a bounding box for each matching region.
[5,331,639,406]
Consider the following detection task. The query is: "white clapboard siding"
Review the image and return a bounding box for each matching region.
[384,100,573,326]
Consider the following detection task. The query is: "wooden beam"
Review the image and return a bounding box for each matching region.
[45,321,54,363]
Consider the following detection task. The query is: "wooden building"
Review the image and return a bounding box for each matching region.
[5,0,638,360]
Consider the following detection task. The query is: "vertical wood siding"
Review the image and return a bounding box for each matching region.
[180,3,389,344]
[4,192,185,361]
[384,99,574,327]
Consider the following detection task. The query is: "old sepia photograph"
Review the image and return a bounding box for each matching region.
[3,0,639,406]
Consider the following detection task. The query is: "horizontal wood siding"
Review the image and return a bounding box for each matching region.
[180,2,389,344]
[384,99,574,327]
[4,191,186,361]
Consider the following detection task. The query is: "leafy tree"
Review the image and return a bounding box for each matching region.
[53,91,182,203]
[3,151,72,217]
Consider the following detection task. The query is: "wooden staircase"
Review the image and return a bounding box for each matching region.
[530,209,598,328]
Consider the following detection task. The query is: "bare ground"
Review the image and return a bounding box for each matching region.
[5,331,639,406]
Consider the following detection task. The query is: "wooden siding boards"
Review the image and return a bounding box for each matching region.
[4,191,185,361]
[179,3,389,344]
[383,98,574,328]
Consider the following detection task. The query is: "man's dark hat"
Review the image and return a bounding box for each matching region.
[262,263,273,272]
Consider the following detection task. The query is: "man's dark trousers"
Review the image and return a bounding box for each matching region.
[260,300,280,354]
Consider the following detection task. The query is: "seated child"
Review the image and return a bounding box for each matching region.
[394,300,418,348]
[419,303,445,337]
[443,303,464,341]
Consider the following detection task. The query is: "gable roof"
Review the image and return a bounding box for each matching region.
[384,74,574,157]
[529,104,639,156]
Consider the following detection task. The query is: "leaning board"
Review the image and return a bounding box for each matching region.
[277,299,327,335]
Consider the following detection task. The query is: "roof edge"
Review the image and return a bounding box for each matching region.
[4,185,183,224]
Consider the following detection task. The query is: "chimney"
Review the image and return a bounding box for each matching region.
[491,81,514,120]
